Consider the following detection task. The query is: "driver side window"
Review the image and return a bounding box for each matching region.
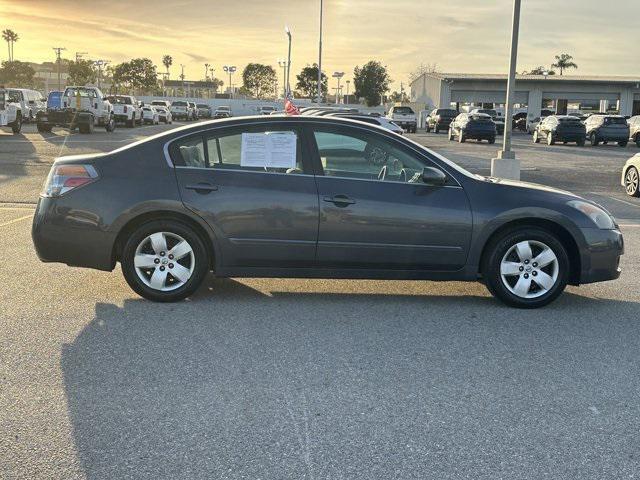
[312,128,426,183]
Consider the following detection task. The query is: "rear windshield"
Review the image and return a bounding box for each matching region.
[558,117,582,124]
[197,104,209,108]
[604,117,627,125]
[393,107,414,114]
[217,106,230,111]
[151,101,166,105]
[436,109,457,116]
[107,96,132,105]
[476,109,497,118]
[470,114,491,122]
[172,101,188,106]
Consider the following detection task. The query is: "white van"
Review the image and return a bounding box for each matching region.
[7,88,46,122]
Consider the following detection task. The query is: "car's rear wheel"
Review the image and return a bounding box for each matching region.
[488,136,495,144]
[618,141,628,147]
[126,116,135,128]
[483,227,569,308]
[635,135,640,148]
[625,166,640,197]
[11,112,22,134]
[458,131,465,143]
[121,220,209,302]
[590,132,599,146]
[577,138,585,147]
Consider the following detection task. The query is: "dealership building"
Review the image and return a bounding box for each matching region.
[410,72,640,119]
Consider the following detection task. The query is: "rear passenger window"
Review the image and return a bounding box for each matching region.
[175,136,206,168]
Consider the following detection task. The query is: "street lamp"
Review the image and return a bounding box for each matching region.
[204,63,210,80]
[345,80,350,104]
[284,26,292,94]
[94,59,109,90]
[317,0,323,104]
[223,65,236,99]
[491,0,522,180]
[332,71,344,104]
[278,59,288,98]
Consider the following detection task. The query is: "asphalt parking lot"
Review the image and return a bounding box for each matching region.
[2,123,640,479]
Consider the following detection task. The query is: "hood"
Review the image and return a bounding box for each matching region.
[485,176,578,198]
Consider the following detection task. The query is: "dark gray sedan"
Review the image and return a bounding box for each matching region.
[32,116,623,308]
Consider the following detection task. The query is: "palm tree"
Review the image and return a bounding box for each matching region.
[551,54,578,76]
[162,55,172,79]
[2,29,14,61]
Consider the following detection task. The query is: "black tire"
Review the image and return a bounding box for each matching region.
[425,124,430,133]
[624,166,639,197]
[126,116,135,128]
[105,116,116,132]
[121,220,209,302]
[11,113,22,134]
[533,130,540,143]
[635,135,640,148]
[434,125,439,134]
[458,131,465,143]
[618,141,628,147]
[482,227,570,308]
[488,136,495,144]
[577,138,585,147]
[590,132,599,146]
[448,128,454,141]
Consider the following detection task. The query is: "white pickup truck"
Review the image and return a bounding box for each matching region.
[0,88,23,134]
[386,105,417,133]
[36,86,115,134]
[106,95,141,127]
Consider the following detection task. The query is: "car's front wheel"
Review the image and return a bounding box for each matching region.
[121,220,209,302]
[483,227,569,308]
[625,166,640,197]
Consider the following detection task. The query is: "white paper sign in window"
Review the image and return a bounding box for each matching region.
[240,132,297,169]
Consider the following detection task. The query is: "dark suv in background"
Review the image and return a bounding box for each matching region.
[627,115,640,147]
[585,115,630,147]
[426,108,458,133]
[448,112,497,143]
[533,115,586,146]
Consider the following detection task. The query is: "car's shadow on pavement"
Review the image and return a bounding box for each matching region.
[62,278,640,479]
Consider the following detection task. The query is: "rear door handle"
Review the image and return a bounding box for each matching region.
[323,195,356,206]
[185,183,218,193]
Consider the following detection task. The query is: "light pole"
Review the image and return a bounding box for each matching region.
[278,59,287,98]
[94,60,109,90]
[223,65,236,99]
[52,47,66,91]
[204,63,210,80]
[345,80,350,104]
[332,71,344,104]
[317,0,323,103]
[491,0,522,180]
[284,26,292,95]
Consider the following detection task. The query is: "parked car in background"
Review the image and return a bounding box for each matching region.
[170,101,190,121]
[470,108,505,134]
[150,100,171,109]
[106,95,141,128]
[155,106,172,124]
[32,115,624,308]
[386,105,417,133]
[448,112,496,143]
[622,153,640,197]
[214,106,232,118]
[37,86,115,134]
[627,115,640,147]
[258,105,277,115]
[141,105,160,125]
[426,108,458,133]
[526,109,554,134]
[46,91,63,111]
[197,104,212,119]
[187,102,198,121]
[0,88,23,134]
[326,112,403,134]
[533,115,586,146]
[513,112,528,131]
[7,88,46,122]
[585,115,630,147]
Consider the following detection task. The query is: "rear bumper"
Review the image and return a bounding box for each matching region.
[578,228,623,284]
[32,196,115,271]
[462,128,496,139]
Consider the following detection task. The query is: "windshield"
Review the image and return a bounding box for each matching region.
[64,87,97,98]
[217,106,230,111]
[197,104,209,108]
[436,109,457,116]
[393,107,414,114]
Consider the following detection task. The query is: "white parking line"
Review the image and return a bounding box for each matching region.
[0,214,32,228]
[606,196,640,209]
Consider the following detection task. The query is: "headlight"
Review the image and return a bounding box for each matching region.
[568,200,616,229]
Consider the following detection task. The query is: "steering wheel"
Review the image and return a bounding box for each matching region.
[377,165,388,181]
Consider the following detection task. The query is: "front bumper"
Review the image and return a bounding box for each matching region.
[578,227,623,284]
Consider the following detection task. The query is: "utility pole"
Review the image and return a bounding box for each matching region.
[180,64,185,97]
[345,80,350,104]
[204,63,210,80]
[94,60,109,89]
[317,0,323,104]
[284,26,292,94]
[491,0,522,180]
[53,47,66,91]
[332,71,344,104]
[223,66,236,99]
[278,60,287,98]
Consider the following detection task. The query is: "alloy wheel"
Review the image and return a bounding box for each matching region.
[500,240,559,299]
[133,232,195,291]
[626,167,639,196]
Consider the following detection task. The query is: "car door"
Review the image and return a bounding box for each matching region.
[307,123,473,270]
[171,122,319,269]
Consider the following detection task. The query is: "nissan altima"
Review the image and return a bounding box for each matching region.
[32,116,623,308]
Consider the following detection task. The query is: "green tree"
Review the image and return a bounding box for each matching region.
[551,54,578,76]
[523,66,555,75]
[67,59,97,85]
[295,63,327,101]
[2,30,18,61]
[242,63,277,99]
[353,60,391,107]
[389,90,409,103]
[162,54,172,79]
[0,60,35,87]
[111,58,158,94]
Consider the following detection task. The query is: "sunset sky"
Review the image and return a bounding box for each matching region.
[1,0,638,90]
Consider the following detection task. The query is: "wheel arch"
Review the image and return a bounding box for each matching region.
[478,217,582,285]
[111,209,219,271]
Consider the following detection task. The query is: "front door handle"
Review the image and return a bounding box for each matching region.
[185,183,218,193]
[323,195,356,206]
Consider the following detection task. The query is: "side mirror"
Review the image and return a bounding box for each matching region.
[421,167,447,186]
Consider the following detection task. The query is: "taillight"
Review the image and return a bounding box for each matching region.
[42,164,99,197]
